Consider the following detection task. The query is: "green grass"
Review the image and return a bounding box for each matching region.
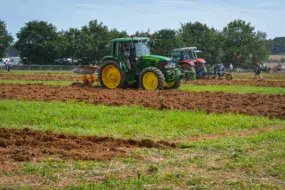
[0,100,284,189]
[3,130,284,189]
[181,84,285,94]
[0,100,284,141]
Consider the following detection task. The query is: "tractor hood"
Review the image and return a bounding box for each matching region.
[142,55,171,62]
[179,59,196,66]
[196,58,206,64]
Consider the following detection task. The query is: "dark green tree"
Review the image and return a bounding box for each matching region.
[272,37,285,54]
[109,29,128,39]
[251,31,273,62]
[0,20,13,57]
[15,20,60,64]
[60,28,86,64]
[152,29,183,56]
[80,20,110,64]
[223,19,272,68]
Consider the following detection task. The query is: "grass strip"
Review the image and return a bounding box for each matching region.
[0,100,283,141]
[181,84,285,94]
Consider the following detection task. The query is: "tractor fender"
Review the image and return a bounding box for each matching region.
[101,57,127,72]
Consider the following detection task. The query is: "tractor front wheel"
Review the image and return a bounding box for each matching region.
[139,67,165,90]
[98,60,126,89]
[164,79,181,89]
[181,64,195,81]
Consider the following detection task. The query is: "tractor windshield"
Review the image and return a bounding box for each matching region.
[135,42,150,57]
[191,51,197,59]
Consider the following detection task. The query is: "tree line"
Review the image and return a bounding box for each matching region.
[0,19,279,68]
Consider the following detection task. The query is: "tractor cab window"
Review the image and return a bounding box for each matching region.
[135,41,150,58]
[114,42,122,58]
[184,51,190,60]
[171,51,180,63]
[192,51,197,59]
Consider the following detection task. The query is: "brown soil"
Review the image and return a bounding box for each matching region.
[0,128,174,187]
[0,84,284,119]
[186,80,285,87]
[0,127,175,164]
[234,73,285,80]
[0,73,80,81]
[1,73,285,87]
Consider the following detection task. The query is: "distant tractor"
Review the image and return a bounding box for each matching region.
[171,47,233,80]
[171,47,207,80]
[73,36,183,90]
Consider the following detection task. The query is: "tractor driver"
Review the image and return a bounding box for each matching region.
[122,43,132,70]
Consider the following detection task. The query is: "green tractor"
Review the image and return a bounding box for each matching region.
[97,37,183,90]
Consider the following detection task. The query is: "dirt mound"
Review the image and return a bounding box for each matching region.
[0,74,80,81]
[186,80,285,87]
[0,128,175,164]
[0,84,284,119]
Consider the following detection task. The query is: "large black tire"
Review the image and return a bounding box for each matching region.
[181,64,195,81]
[139,67,165,90]
[98,60,126,89]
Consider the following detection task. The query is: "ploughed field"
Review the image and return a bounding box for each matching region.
[1,72,285,87]
[0,71,284,189]
[1,84,284,119]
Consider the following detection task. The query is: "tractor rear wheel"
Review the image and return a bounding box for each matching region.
[181,64,195,81]
[139,67,165,90]
[98,60,126,89]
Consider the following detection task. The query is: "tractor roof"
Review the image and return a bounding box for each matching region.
[112,37,149,43]
[172,47,198,51]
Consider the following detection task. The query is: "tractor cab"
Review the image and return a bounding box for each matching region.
[171,47,197,66]
[171,47,207,80]
[109,37,151,70]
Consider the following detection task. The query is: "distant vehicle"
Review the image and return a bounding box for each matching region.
[171,47,207,80]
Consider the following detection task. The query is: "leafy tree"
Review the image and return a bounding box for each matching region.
[272,37,285,54]
[0,20,13,57]
[251,31,273,62]
[59,28,87,64]
[80,20,110,64]
[151,29,183,56]
[15,20,60,65]
[109,29,128,39]
[222,19,272,68]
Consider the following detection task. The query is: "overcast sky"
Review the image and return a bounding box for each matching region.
[1,0,284,40]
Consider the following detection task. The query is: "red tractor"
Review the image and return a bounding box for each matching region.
[171,47,207,80]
